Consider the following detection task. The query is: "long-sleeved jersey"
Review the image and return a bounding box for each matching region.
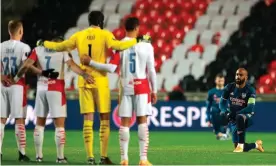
[43,27,137,88]
[206,87,223,121]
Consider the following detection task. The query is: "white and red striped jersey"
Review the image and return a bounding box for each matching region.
[1,40,31,85]
[28,46,71,90]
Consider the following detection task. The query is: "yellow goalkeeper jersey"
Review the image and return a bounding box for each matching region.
[44,27,137,88]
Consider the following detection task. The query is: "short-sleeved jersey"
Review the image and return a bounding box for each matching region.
[28,46,71,85]
[44,27,137,88]
[1,40,30,79]
[221,82,256,113]
[118,37,156,95]
[207,88,223,112]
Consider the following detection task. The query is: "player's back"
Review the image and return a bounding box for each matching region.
[119,37,153,95]
[74,27,112,77]
[1,40,30,77]
[32,46,69,81]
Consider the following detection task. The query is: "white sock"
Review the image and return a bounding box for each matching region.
[0,123,5,154]
[238,143,244,149]
[255,143,259,149]
[138,123,149,161]
[55,127,65,159]
[15,124,26,155]
[119,126,130,161]
[34,125,45,158]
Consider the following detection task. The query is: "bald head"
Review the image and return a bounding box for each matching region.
[235,68,248,86]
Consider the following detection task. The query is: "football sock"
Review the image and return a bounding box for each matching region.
[15,124,26,155]
[238,131,245,144]
[55,127,65,159]
[100,120,110,157]
[0,123,5,154]
[34,125,45,158]
[243,143,256,152]
[83,120,94,158]
[138,123,149,161]
[119,126,130,161]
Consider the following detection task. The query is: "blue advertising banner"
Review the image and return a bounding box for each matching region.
[5,100,276,132]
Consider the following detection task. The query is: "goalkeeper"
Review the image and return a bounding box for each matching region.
[37,11,151,165]
[219,68,264,153]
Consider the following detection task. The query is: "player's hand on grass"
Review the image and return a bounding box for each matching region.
[136,34,152,43]
[42,69,59,79]
[151,93,157,104]
[82,72,94,84]
[81,55,91,66]
[36,39,44,47]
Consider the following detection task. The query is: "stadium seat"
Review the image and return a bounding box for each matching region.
[105,14,121,31]
[209,16,226,32]
[199,30,215,46]
[108,73,119,90]
[216,30,230,47]
[187,51,201,62]
[64,27,80,39]
[103,0,119,15]
[171,44,190,61]
[156,73,164,91]
[206,1,222,18]
[191,59,207,80]
[160,59,177,76]
[117,1,135,16]
[258,74,273,87]
[112,28,125,40]
[189,44,204,54]
[202,44,218,64]
[175,59,192,78]
[225,16,242,35]
[269,60,276,71]
[236,1,253,18]
[220,1,238,17]
[183,30,199,46]
[195,15,211,32]
[164,74,182,92]
[76,12,89,29]
[89,0,106,11]
[257,85,271,94]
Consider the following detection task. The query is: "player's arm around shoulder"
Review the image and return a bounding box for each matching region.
[104,30,137,51]
[43,32,78,51]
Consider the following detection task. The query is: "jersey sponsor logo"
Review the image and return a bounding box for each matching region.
[241,93,247,98]
[48,80,57,84]
[230,97,246,106]
[230,92,234,95]
[5,48,14,53]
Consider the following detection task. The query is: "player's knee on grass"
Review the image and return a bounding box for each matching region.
[137,116,147,125]
[36,117,47,127]
[54,118,65,128]
[236,114,246,132]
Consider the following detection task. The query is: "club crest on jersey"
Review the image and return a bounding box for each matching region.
[230,92,234,95]
[242,93,246,98]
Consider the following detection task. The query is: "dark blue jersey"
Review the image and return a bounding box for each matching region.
[206,88,224,121]
[220,82,256,115]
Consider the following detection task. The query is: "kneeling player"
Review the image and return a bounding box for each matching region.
[14,37,93,163]
[206,74,230,140]
[219,68,264,152]
[81,17,156,165]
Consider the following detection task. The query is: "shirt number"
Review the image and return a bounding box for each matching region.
[88,44,92,57]
[129,52,136,73]
[2,57,17,76]
[45,56,51,70]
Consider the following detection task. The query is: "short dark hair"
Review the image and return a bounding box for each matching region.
[124,17,139,32]
[8,20,22,35]
[88,11,104,29]
[216,73,224,78]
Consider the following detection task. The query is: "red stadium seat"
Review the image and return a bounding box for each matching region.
[152,24,162,33]
[155,16,166,27]
[183,24,193,33]
[134,1,149,13]
[160,44,174,57]
[167,1,181,14]
[194,10,204,19]
[269,60,276,71]
[164,10,174,20]
[134,9,144,18]
[140,15,152,27]
[155,58,162,72]
[159,30,170,41]
[194,0,208,12]
[189,44,204,53]
[257,86,272,94]
[172,29,185,40]
[151,1,165,13]
[181,1,193,13]
[138,25,147,35]
[170,15,183,27]
[171,38,182,48]
[112,28,125,40]
[149,9,159,19]
[183,14,196,26]
[258,74,273,86]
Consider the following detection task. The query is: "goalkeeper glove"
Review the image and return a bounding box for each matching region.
[136,34,152,43]
[36,39,44,47]
[42,69,59,79]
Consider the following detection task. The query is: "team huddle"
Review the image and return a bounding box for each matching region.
[1,10,265,165]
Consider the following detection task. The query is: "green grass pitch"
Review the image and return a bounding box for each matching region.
[1,130,276,165]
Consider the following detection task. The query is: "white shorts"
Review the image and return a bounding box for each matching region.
[35,90,67,118]
[119,94,152,118]
[1,84,27,118]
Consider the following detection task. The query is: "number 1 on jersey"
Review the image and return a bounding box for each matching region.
[88,44,92,57]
